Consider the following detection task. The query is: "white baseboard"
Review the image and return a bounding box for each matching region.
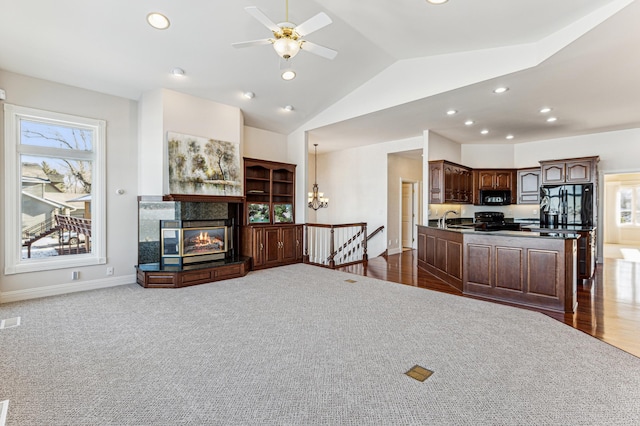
[0,274,136,304]
[387,247,403,256]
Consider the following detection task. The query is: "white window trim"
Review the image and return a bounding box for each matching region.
[4,104,106,274]
[617,184,640,228]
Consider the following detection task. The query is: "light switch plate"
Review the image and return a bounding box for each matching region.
[0,89,6,100]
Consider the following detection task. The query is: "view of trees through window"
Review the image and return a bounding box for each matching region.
[618,186,640,226]
[20,119,94,259]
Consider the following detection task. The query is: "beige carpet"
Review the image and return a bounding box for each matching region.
[1,263,639,425]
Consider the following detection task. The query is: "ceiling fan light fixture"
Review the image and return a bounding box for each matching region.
[147,12,170,30]
[281,70,296,81]
[273,37,301,60]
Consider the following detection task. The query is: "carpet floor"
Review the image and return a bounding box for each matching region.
[1,264,639,425]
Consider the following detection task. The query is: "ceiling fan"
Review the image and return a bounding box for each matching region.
[232,0,338,61]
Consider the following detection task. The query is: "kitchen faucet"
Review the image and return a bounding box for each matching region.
[439,210,458,228]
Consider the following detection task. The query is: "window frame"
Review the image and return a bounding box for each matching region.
[617,184,640,228]
[4,104,106,274]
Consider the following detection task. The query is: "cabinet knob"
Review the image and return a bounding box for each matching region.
[259,243,263,250]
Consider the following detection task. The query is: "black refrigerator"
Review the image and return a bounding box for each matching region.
[539,183,594,227]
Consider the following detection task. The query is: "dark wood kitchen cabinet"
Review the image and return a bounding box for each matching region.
[517,168,541,204]
[429,160,472,204]
[474,169,515,191]
[241,224,303,270]
[539,156,599,184]
[417,225,463,291]
[472,169,516,204]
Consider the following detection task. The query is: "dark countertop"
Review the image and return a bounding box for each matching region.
[521,224,596,232]
[419,224,580,240]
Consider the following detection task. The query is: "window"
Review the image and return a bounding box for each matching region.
[4,104,106,274]
[617,185,640,227]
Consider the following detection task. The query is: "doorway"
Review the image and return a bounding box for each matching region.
[603,172,640,261]
[401,181,418,250]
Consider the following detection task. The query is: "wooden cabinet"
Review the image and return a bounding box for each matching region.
[429,160,472,204]
[242,224,303,270]
[242,158,302,270]
[463,232,577,313]
[472,169,516,204]
[244,158,296,225]
[540,156,599,184]
[136,258,251,288]
[517,168,541,204]
[474,169,515,191]
[417,225,463,291]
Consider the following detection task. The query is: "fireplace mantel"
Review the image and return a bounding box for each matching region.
[163,194,245,203]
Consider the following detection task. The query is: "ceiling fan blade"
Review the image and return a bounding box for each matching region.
[244,6,280,33]
[232,39,273,49]
[294,12,332,37]
[301,41,338,60]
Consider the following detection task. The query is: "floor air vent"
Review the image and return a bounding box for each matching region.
[0,400,9,426]
[0,317,21,329]
[405,365,434,382]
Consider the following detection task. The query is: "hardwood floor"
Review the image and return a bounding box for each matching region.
[337,250,640,358]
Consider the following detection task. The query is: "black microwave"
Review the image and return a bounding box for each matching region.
[479,190,511,205]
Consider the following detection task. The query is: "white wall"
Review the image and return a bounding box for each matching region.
[138,89,243,195]
[243,126,289,163]
[0,70,138,298]
[313,137,423,257]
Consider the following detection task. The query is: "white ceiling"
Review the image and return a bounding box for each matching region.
[1,0,639,153]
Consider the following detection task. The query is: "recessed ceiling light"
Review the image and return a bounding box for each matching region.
[427,0,449,4]
[481,129,489,135]
[283,105,294,112]
[147,12,170,30]
[464,120,474,126]
[546,117,558,123]
[506,134,514,140]
[540,107,552,113]
[243,91,255,99]
[493,87,509,94]
[170,67,185,77]
[446,109,457,115]
[281,70,296,81]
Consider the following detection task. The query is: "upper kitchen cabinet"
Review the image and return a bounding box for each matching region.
[474,169,515,191]
[429,160,472,204]
[517,168,541,204]
[540,156,599,184]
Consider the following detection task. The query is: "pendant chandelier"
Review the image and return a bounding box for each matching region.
[308,144,328,210]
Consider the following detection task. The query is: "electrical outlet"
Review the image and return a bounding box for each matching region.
[389,239,392,246]
[71,271,79,280]
[532,209,538,215]
[106,267,114,276]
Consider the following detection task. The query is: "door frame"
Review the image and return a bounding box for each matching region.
[400,179,420,250]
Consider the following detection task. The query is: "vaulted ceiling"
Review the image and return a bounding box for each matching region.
[1,0,639,152]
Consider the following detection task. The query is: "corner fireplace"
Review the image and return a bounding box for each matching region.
[160,219,233,269]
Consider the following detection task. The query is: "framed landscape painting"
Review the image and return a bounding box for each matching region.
[248,203,270,223]
[167,131,241,196]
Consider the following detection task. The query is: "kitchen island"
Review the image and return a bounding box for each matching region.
[417,225,578,313]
